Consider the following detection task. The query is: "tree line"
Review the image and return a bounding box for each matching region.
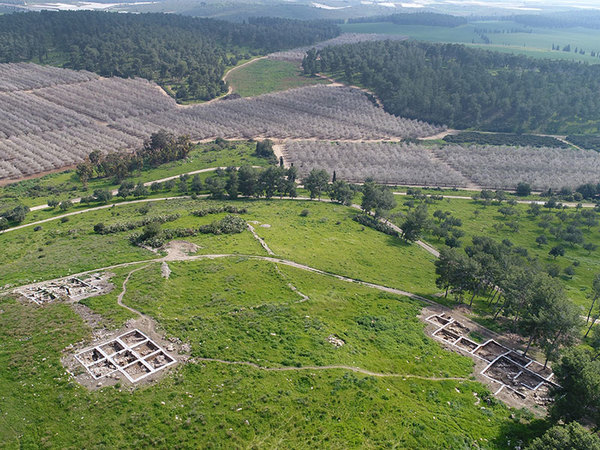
[76,131,193,185]
[0,11,339,102]
[443,132,568,149]
[347,12,467,27]
[308,40,600,134]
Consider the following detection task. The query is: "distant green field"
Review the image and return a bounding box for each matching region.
[227,58,327,97]
[341,21,600,64]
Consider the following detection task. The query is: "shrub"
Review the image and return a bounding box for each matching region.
[199,215,246,235]
[190,206,247,217]
[352,214,398,237]
[59,200,72,211]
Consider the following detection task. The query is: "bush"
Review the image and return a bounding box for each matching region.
[93,214,180,234]
[300,209,310,217]
[59,200,72,211]
[191,206,247,217]
[516,182,532,196]
[352,214,398,237]
[199,215,246,235]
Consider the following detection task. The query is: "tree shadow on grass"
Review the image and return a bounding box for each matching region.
[490,416,550,449]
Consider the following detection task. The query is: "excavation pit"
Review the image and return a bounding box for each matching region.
[89,360,117,379]
[100,341,124,356]
[78,348,105,366]
[484,356,522,386]
[113,350,137,367]
[74,329,176,385]
[455,337,478,352]
[446,321,469,336]
[124,361,151,381]
[132,341,159,357]
[427,314,451,326]
[433,328,460,344]
[121,330,146,346]
[506,351,531,367]
[515,370,545,390]
[17,273,112,304]
[526,361,553,379]
[474,340,509,362]
[145,351,174,369]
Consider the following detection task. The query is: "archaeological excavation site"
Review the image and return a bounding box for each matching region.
[425,311,557,409]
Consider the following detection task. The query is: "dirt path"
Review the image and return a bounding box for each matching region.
[193,357,468,380]
[420,129,458,141]
[28,165,262,212]
[5,252,433,307]
[117,264,152,319]
[247,223,275,255]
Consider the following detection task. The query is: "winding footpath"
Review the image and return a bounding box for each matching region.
[193,357,468,380]
[36,249,464,382]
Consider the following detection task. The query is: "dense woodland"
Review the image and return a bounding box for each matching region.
[507,11,600,29]
[347,12,467,27]
[308,41,600,134]
[0,11,339,101]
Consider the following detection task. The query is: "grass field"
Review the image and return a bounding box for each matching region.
[341,21,600,64]
[0,255,545,448]
[226,59,327,97]
[0,197,438,300]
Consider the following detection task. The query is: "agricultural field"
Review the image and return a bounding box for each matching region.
[0,63,444,183]
[341,21,600,64]
[269,32,407,61]
[433,145,600,191]
[226,59,327,97]
[283,141,600,190]
[111,85,444,142]
[284,141,469,187]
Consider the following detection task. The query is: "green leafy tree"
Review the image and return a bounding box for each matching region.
[329,180,353,206]
[118,181,134,199]
[190,174,203,193]
[205,176,226,199]
[132,182,148,198]
[549,245,565,259]
[400,204,429,242]
[59,200,72,211]
[238,165,258,197]
[93,189,113,203]
[225,169,239,199]
[516,182,532,196]
[527,422,600,450]
[551,347,600,425]
[304,169,329,200]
